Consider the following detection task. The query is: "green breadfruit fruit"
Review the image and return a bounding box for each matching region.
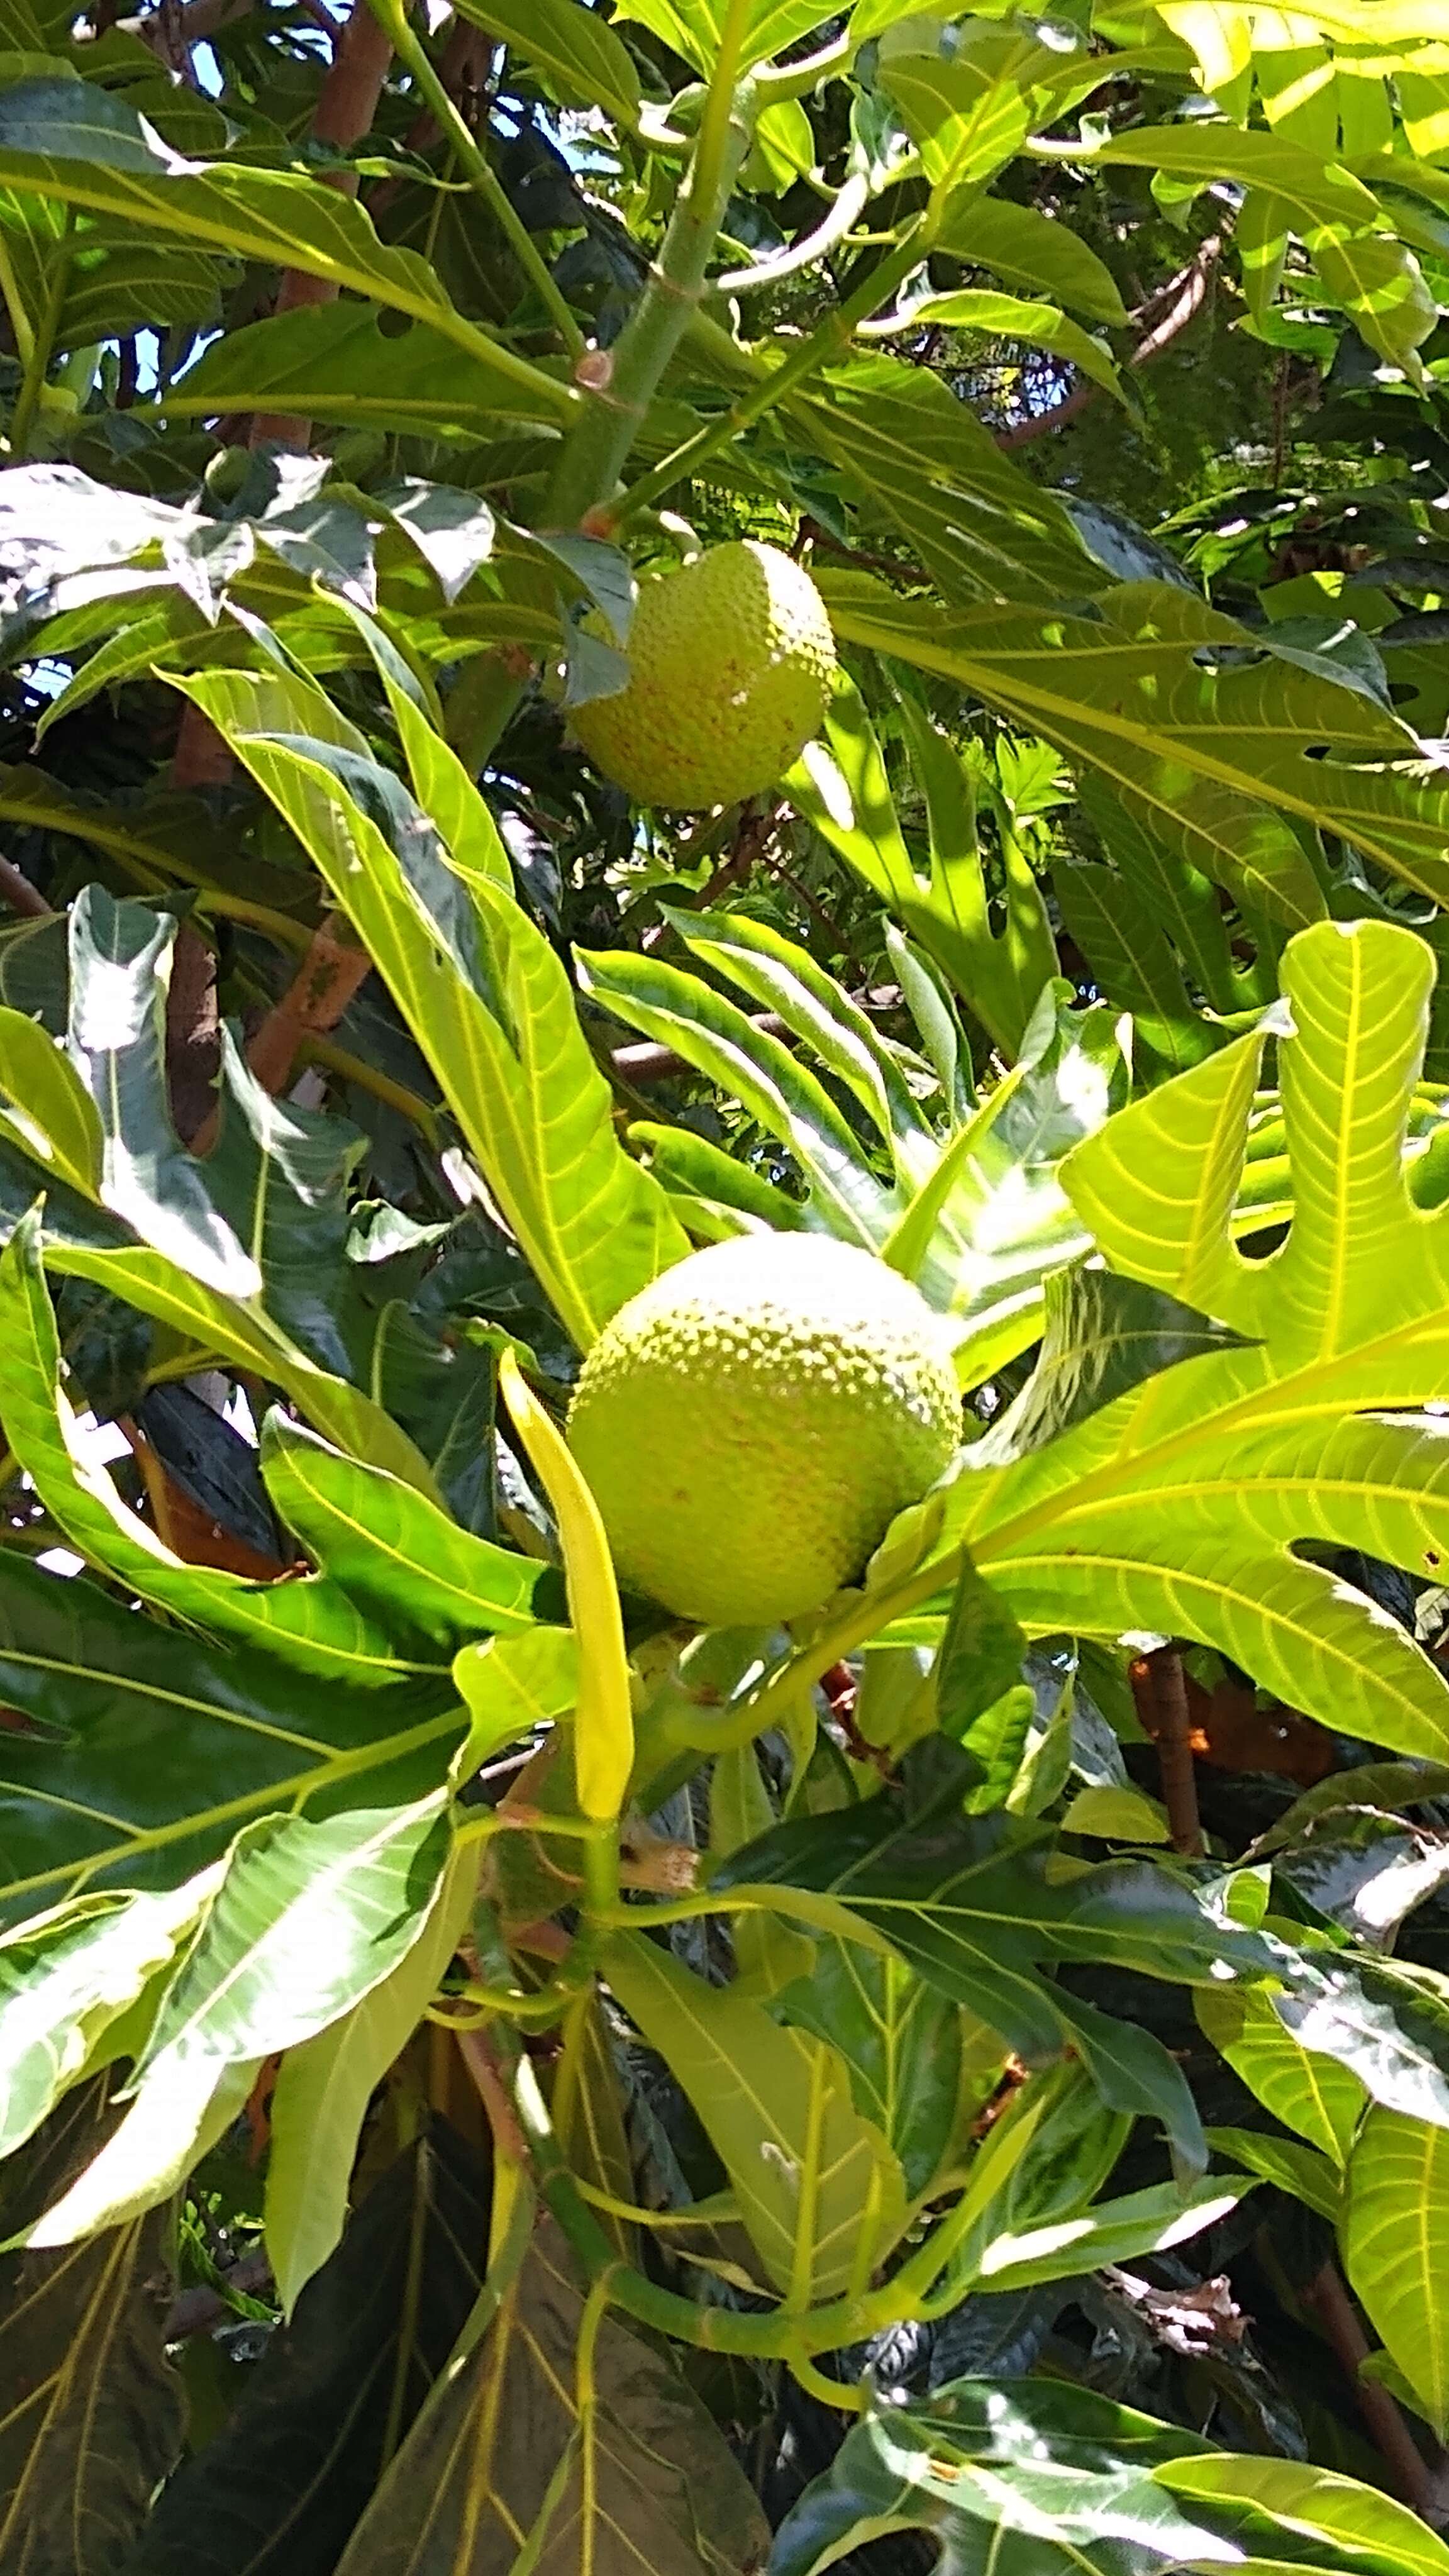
[567,1233,961,1628]
[569,540,836,811]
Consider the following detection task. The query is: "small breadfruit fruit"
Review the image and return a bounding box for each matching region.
[569,540,836,811]
[567,1233,960,1627]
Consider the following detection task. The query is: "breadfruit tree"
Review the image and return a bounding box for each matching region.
[4,0,1449,2567]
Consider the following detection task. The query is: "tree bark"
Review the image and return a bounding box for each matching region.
[249,0,394,450]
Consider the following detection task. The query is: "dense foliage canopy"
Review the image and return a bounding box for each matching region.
[7,0,1449,2566]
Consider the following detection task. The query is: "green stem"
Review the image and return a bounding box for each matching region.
[368,0,586,359]
[0,230,34,372]
[714,169,871,296]
[541,0,758,528]
[509,2040,994,2358]
[753,30,852,104]
[613,213,933,528]
[8,214,73,462]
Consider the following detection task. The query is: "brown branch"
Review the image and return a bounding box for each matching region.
[366,16,494,223]
[757,843,868,972]
[249,0,394,451]
[165,918,221,1145]
[163,2249,274,2342]
[1304,2261,1442,2518]
[118,0,259,52]
[191,909,372,1154]
[1131,1645,1204,1856]
[609,1011,789,1090]
[995,234,1224,453]
[457,2024,530,2167]
[692,799,784,915]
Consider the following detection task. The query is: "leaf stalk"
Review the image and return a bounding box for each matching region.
[364,0,586,360]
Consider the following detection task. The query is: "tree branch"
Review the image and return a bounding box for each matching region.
[250,0,394,450]
[191,909,372,1155]
[0,849,52,920]
[116,0,259,55]
[1130,1646,1204,1857]
[994,233,1223,453]
[1303,2261,1442,2519]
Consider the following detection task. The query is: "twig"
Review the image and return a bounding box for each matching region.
[994,234,1223,452]
[608,1011,789,1089]
[164,2249,273,2341]
[698,798,780,909]
[1304,2260,1441,2519]
[118,0,258,52]
[1131,1645,1204,1856]
[166,919,221,1145]
[758,842,868,971]
[457,2023,530,2166]
[365,15,492,223]
[0,850,51,920]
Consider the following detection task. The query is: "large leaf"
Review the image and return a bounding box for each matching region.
[925,919,1449,1757]
[0,186,226,346]
[258,1416,557,1658]
[575,940,900,1248]
[136,2123,492,2575]
[940,194,1128,321]
[0,1546,463,1922]
[582,920,1118,1372]
[819,570,1449,917]
[332,2212,770,2575]
[171,667,690,1352]
[1092,124,1437,373]
[1342,2105,1449,2437]
[0,1869,218,2165]
[712,1746,1283,2162]
[156,303,558,442]
[910,290,1129,406]
[600,1928,908,2297]
[21,1796,455,2248]
[0,2085,182,2575]
[450,0,641,121]
[786,679,1061,1059]
[791,356,1097,609]
[770,2373,1449,2576]
[1197,1983,1365,2164]
[264,1840,476,2314]
[0,890,436,1492]
[0,77,574,418]
[775,1935,975,2201]
[0,1214,419,1685]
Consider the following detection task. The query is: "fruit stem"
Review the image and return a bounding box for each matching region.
[540,0,758,531]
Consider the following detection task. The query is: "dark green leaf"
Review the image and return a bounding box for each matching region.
[0,1548,462,1921]
[332,2213,770,2575]
[135,2123,491,2575]
[0,2084,182,2575]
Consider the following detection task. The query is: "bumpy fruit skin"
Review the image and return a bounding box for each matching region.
[569,540,836,811]
[567,1234,961,1628]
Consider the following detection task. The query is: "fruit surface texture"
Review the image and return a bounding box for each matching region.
[567,1234,961,1626]
[569,541,836,811]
